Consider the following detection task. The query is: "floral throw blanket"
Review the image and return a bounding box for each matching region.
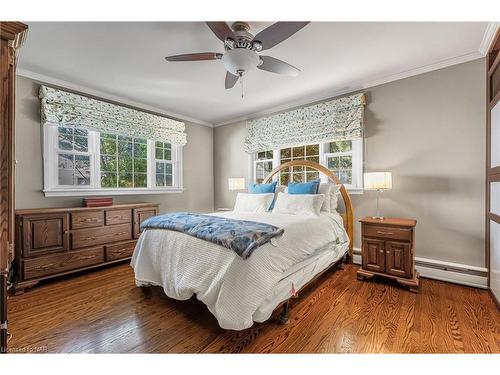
[140,212,284,259]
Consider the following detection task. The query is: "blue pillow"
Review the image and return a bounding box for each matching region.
[288,179,320,194]
[248,181,277,194]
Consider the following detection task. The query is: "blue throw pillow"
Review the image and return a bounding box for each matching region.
[248,181,277,194]
[288,179,321,194]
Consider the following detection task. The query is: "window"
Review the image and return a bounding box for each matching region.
[251,139,363,192]
[44,124,183,196]
[254,151,274,184]
[57,127,91,186]
[155,141,173,187]
[278,144,320,185]
[100,134,148,188]
[324,140,362,187]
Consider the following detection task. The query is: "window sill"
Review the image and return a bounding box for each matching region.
[43,187,184,197]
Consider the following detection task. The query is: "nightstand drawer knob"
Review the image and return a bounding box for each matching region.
[377,231,393,235]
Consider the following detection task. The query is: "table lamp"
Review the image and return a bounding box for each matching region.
[364,172,392,220]
[228,178,246,191]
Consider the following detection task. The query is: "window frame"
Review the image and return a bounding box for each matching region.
[253,151,276,184]
[249,139,364,194]
[43,124,183,197]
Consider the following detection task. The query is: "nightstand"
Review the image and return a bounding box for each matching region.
[357,217,419,292]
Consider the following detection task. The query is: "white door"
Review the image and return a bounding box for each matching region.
[490,101,500,301]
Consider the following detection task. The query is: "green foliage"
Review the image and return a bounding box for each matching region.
[101,172,117,188]
[328,140,352,153]
[280,148,291,159]
[135,158,147,173]
[100,138,117,155]
[134,173,147,187]
[134,143,147,158]
[100,156,117,172]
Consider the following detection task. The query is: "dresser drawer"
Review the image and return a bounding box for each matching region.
[105,209,132,226]
[72,223,132,249]
[362,224,412,242]
[23,247,104,280]
[71,211,104,229]
[106,240,137,261]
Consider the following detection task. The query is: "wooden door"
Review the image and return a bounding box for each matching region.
[385,241,411,278]
[20,214,70,257]
[0,22,28,353]
[133,207,158,239]
[362,238,385,273]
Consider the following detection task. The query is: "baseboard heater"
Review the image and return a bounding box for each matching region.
[352,248,487,289]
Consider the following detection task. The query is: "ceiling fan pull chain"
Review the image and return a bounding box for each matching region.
[240,73,244,99]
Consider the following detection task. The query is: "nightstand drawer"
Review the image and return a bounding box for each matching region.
[362,225,412,242]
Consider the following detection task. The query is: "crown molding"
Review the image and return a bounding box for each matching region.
[479,22,500,56]
[16,68,214,128]
[214,50,484,127]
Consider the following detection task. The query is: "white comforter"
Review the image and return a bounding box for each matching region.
[130,211,348,330]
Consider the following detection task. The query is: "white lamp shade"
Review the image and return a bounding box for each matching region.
[364,172,392,190]
[228,178,246,191]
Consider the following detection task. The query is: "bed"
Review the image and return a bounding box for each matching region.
[131,160,354,330]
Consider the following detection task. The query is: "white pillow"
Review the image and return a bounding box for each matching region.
[318,183,332,212]
[233,193,274,213]
[317,183,342,212]
[330,183,342,211]
[272,192,325,216]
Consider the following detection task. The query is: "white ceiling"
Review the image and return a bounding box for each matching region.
[18,22,496,126]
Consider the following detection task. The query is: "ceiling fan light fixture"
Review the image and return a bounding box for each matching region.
[251,41,263,52]
[221,48,260,76]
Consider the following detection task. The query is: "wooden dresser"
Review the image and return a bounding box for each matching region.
[357,217,419,292]
[12,203,158,294]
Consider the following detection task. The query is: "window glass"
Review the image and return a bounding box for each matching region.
[48,125,183,194]
[326,140,353,185]
[57,127,90,186]
[100,133,147,188]
[254,150,273,184]
[254,139,361,190]
[279,144,319,183]
[155,141,173,187]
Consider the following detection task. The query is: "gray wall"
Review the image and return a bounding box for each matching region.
[15,75,214,214]
[214,59,486,267]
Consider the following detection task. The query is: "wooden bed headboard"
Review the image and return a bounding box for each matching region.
[263,160,354,260]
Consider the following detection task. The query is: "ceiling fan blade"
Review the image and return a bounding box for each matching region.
[253,22,309,51]
[165,52,222,62]
[225,72,239,89]
[206,22,234,42]
[257,56,301,77]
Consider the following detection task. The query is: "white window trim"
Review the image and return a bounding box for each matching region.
[253,154,275,184]
[43,124,184,197]
[249,139,364,194]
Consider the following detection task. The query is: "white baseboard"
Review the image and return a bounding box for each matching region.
[352,248,487,289]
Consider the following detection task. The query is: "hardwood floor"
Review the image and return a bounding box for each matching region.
[7,263,500,353]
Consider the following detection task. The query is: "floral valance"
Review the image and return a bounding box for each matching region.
[39,85,187,145]
[244,93,365,153]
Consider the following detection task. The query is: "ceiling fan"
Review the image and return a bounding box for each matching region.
[165,21,310,93]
